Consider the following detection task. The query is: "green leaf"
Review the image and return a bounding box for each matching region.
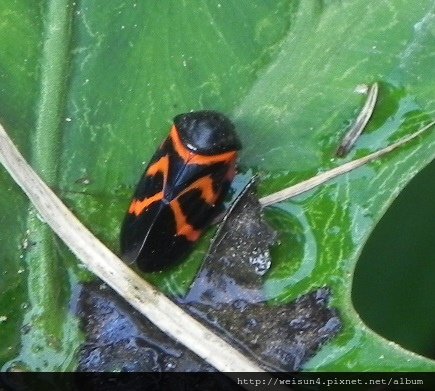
[0,0,434,371]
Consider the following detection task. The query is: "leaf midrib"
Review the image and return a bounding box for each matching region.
[21,0,74,356]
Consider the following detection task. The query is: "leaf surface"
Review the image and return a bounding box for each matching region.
[0,0,434,371]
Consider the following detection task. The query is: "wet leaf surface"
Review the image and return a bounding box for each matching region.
[0,0,434,371]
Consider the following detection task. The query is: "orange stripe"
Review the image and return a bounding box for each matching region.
[189,150,236,166]
[128,155,170,216]
[170,199,202,242]
[170,126,191,163]
[129,191,164,216]
[171,174,223,241]
[170,125,237,166]
[147,155,169,187]
[179,175,218,205]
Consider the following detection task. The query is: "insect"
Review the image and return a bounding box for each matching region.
[120,110,242,272]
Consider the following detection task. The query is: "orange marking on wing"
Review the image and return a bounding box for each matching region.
[189,150,236,166]
[128,155,170,216]
[170,125,238,166]
[129,191,164,216]
[170,174,225,241]
[147,155,170,186]
[170,126,191,163]
[179,175,218,205]
[170,199,202,242]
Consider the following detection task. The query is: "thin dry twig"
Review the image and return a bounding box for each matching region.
[260,120,435,207]
[0,122,265,374]
[336,82,379,157]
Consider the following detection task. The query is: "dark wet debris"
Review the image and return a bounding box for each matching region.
[179,288,340,371]
[77,181,341,372]
[77,283,213,372]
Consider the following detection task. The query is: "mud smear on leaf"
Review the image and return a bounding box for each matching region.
[77,182,341,371]
[76,283,213,372]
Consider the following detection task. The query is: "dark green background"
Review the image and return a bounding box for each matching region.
[354,159,435,359]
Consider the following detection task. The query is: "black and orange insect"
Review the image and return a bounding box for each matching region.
[120,110,242,272]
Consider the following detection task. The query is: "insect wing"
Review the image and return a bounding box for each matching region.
[120,143,169,264]
[134,160,235,271]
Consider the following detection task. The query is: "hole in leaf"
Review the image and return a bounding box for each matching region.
[352,160,435,359]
